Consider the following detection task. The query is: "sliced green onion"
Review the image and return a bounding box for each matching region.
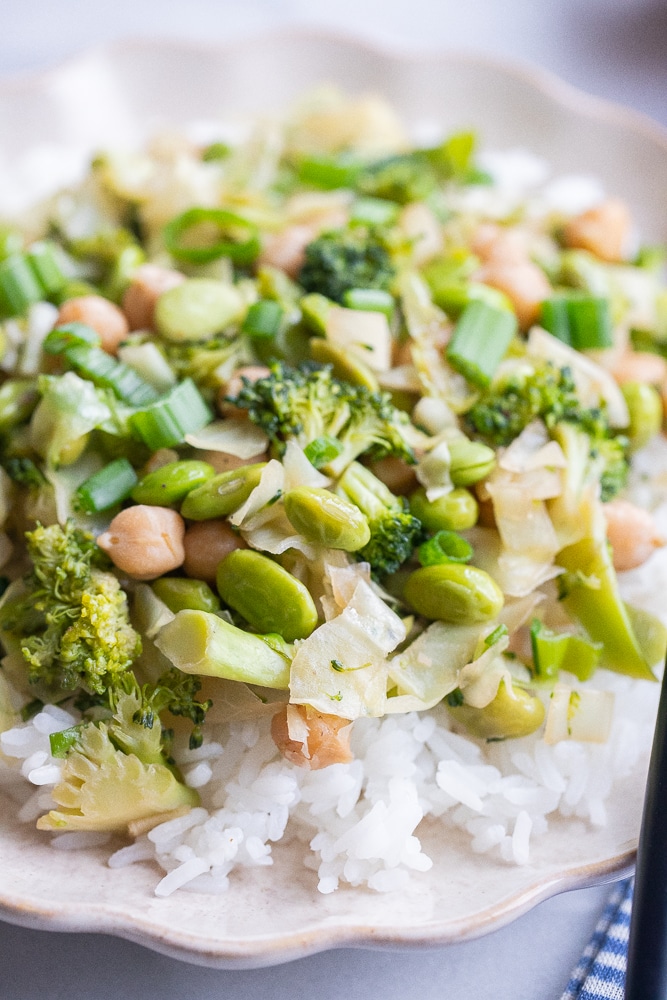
[25,241,67,297]
[349,197,400,227]
[74,457,138,513]
[530,619,602,684]
[342,288,395,318]
[296,155,362,190]
[43,323,101,355]
[201,142,231,162]
[64,342,161,406]
[49,726,83,758]
[539,297,571,345]
[0,253,42,318]
[446,300,517,387]
[242,300,284,339]
[566,296,613,350]
[484,623,509,647]
[130,378,212,449]
[540,295,613,350]
[163,207,260,266]
[0,227,23,262]
[418,530,473,566]
[303,435,344,469]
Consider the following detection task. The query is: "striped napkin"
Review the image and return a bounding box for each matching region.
[561,878,633,1000]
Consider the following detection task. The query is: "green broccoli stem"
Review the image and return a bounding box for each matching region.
[154,610,291,689]
[336,460,398,520]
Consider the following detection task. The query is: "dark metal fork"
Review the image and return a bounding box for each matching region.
[625,657,667,998]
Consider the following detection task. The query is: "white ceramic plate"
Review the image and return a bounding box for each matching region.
[0,31,666,969]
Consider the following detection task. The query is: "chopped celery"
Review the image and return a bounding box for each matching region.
[129,378,211,450]
[446,300,517,387]
[540,295,613,350]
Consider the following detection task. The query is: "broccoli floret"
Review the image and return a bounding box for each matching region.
[0,521,141,695]
[356,155,438,205]
[232,362,415,476]
[298,227,395,304]
[2,456,47,489]
[465,363,628,500]
[336,461,423,579]
[465,364,595,446]
[36,685,199,833]
[163,334,252,396]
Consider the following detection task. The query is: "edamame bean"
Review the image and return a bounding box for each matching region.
[283,487,371,551]
[447,679,545,739]
[132,460,215,506]
[448,438,496,487]
[0,379,39,432]
[409,485,478,532]
[180,462,266,520]
[216,548,318,641]
[621,381,662,449]
[403,563,504,623]
[155,278,244,342]
[152,576,220,614]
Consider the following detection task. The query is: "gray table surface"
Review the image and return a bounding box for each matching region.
[1,1,665,997]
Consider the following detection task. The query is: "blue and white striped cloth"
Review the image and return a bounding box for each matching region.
[561,878,633,1000]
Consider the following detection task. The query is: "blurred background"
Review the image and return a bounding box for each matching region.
[2,0,667,126]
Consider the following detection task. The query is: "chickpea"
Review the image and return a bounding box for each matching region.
[477,259,552,329]
[563,198,632,263]
[142,448,180,476]
[97,505,185,580]
[182,518,247,585]
[57,295,129,355]
[197,449,268,475]
[370,456,419,496]
[610,349,667,387]
[604,499,664,571]
[122,264,185,330]
[471,223,528,265]
[270,703,353,769]
[257,224,316,278]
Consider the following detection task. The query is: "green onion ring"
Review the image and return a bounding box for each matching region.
[163,207,260,266]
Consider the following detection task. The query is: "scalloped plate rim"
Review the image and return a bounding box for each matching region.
[0,29,660,968]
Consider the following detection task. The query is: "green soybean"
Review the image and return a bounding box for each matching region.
[409,486,478,532]
[621,381,662,450]
[447,679,545,739]
[155,278,244,342]
[448,438,496,487]
[152,576,221,614]
[216,548,318,641]
[180,462,266,520]
[404,563,504,624]
[132,460,215,507]
[283,487,371,551]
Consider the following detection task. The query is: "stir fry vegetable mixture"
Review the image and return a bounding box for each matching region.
[0,88,665,842]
